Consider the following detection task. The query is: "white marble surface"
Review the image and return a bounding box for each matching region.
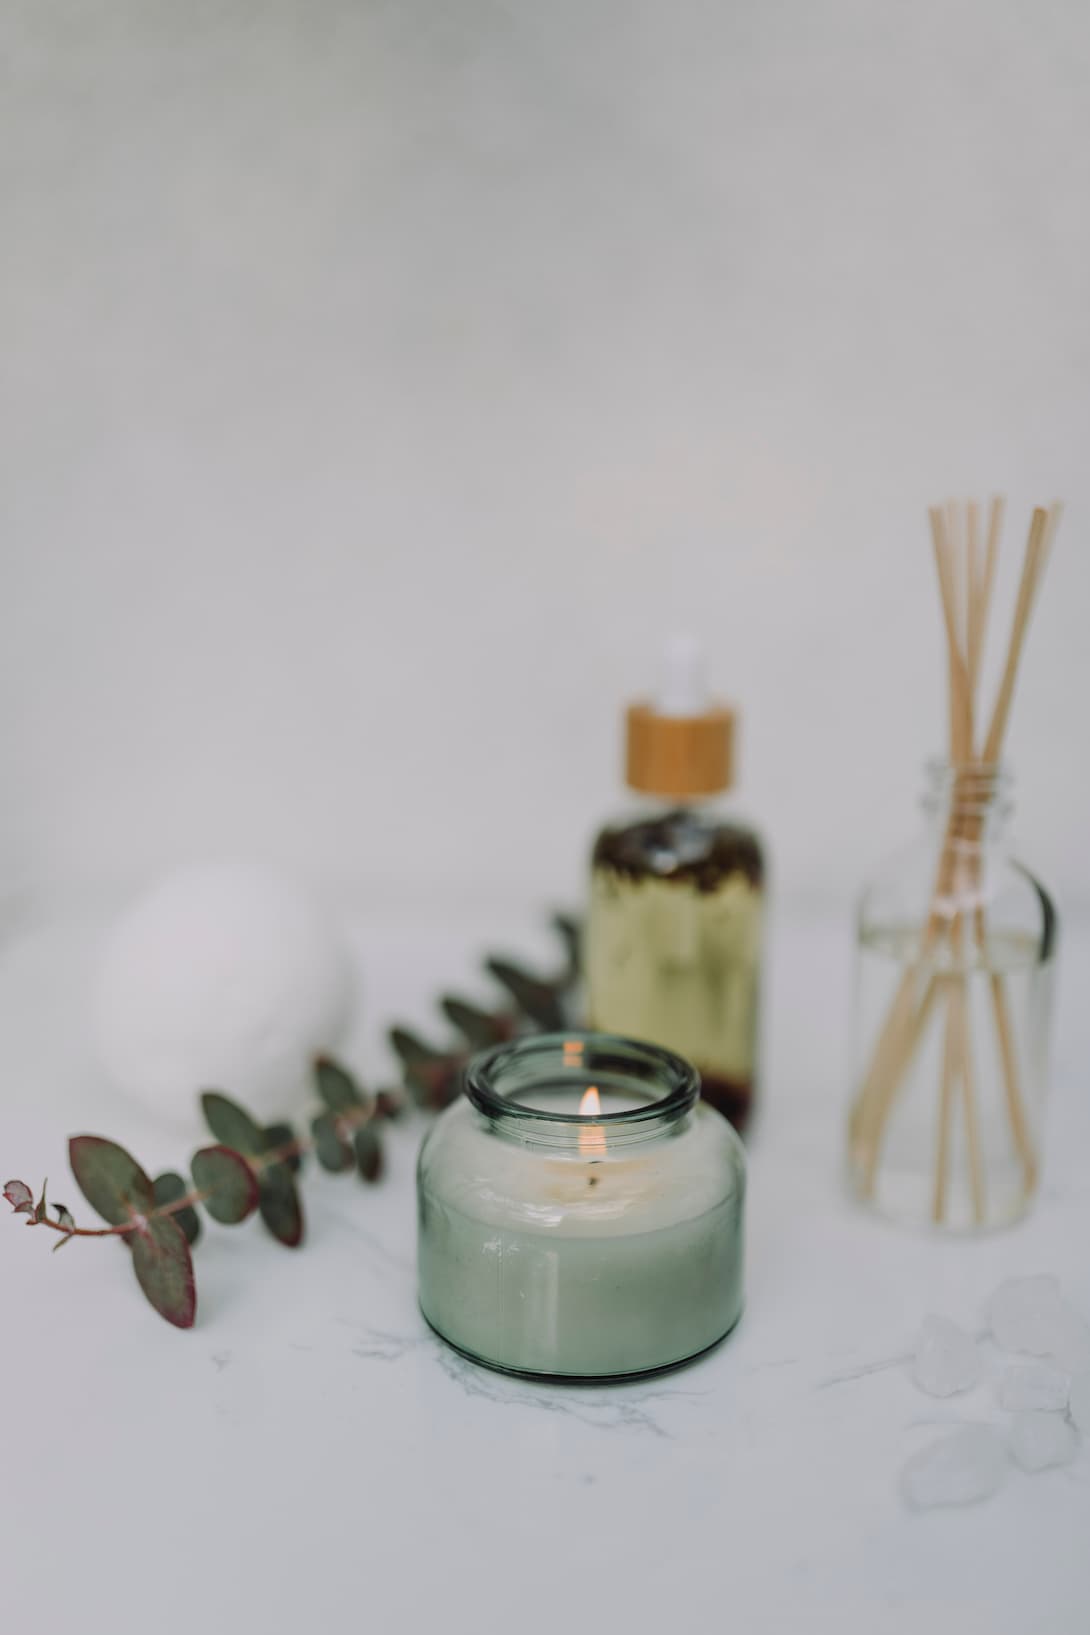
[2,905,1088,1633]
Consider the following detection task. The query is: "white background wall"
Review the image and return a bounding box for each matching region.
[3,0,1088,919]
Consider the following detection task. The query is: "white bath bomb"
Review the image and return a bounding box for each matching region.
[95,862,352,1122]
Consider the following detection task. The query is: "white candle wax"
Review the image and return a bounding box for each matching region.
[417,1048,745,1378]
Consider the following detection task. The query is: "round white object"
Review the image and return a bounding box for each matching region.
[95,862,353,1123]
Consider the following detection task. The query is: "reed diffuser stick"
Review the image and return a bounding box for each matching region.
[991,973,1036,1189]
[947,918,985,1225]
[980,495,1003,660]
[966,499,982,697]
[982,507,1049,763]
[932,993,957,1224]
[858,974,939,1193]
[931,506,985,1223]
[930,507,971,763]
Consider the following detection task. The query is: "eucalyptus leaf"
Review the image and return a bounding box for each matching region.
[353,1124,383,1184]
[258,1165,303,1248]
[4,1179,34,1216]
[486,958,567,1031]
[191,1146,259,1225]
[389,1027,463,1107]
[440,995,511,1050]
[262,1122,302,1174]
[389,1025,444,1068]
[69,1136,154,1227]
[314,1057,364,1114]
[311,1111,353,1174]
[152,1171,201,1246]
[200,1092,263,1155]
[130,1215,196,1328]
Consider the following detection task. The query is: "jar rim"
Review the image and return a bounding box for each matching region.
[464,1030,700,1130]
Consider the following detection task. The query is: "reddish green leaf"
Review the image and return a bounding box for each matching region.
[130,1215,196,1328]
[51,1200,76,1252]
[314,1056,365,1114]
[200,1092,263,1154]
[486,957,567,1030]
[3,1179,34,1216]
[440,995,514,1049]
[353,1124,383,1184]
[375,1088,408,1121]
[258,1165,303,1247]
[389,1027,464,1109]
[69,1137,154,1227]
[311,1111,353,1173]
[389,1025,444,1071]
[191,1146,258,1225]
[33,1179,48,1223]
[152,1172,201,1246]
[262,1122,302,1174]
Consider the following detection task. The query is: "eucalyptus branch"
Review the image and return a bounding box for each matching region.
[5,914,579,1329]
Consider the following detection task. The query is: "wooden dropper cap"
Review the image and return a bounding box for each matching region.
[624,637,735,798]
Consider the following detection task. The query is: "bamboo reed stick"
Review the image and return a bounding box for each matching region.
[966,499,983,699]
[931,986,958,1223]
[961,497,1042,1192]
[859,973,939,1194]
[930,507,971,763]
[980,495,1003,641]
[951,974,985,1224]
[990,969,1037,1192]
[982,507,1049,764]
[952,504,985,1223]
[948,913,985,1225]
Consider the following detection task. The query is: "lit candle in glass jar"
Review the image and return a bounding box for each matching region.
[416,1032,745,1379]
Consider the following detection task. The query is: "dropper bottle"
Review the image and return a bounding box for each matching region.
[585,637,765,1132]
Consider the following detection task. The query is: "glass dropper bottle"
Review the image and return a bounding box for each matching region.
[584,637,766,1132]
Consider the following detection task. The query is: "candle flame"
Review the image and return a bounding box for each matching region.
[578,1085,606,1161]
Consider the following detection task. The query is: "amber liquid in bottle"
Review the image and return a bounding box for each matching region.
[587,804,764,1131]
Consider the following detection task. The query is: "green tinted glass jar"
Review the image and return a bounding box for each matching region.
[418,1032,746,1379]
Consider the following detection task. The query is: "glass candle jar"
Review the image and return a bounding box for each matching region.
[417,1032,746,1379]
[847,762,1057,1231]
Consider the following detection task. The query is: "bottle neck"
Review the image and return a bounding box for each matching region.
[625,787,727,816]
[920,760,1013,843]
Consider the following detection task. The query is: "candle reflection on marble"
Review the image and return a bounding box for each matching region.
[416,1032,745,1380]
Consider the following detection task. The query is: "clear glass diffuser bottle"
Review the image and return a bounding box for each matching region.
[847,762,1057,1231]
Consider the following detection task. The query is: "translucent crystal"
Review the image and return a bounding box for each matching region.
[1070,1371,1090,1435]
[900,1426,1007,1510]
[1009,1410,1079,1472]
[998,1362,1070,1413]
[1047,1305,1090,1372]
[987,1275,1065,1355]
[911,1315,982,1397]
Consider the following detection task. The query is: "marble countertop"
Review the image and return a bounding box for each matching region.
[2,904,1088,1634]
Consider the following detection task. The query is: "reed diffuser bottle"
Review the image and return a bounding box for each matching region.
[585,638,764,1131]
[848,499,1062,1231]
